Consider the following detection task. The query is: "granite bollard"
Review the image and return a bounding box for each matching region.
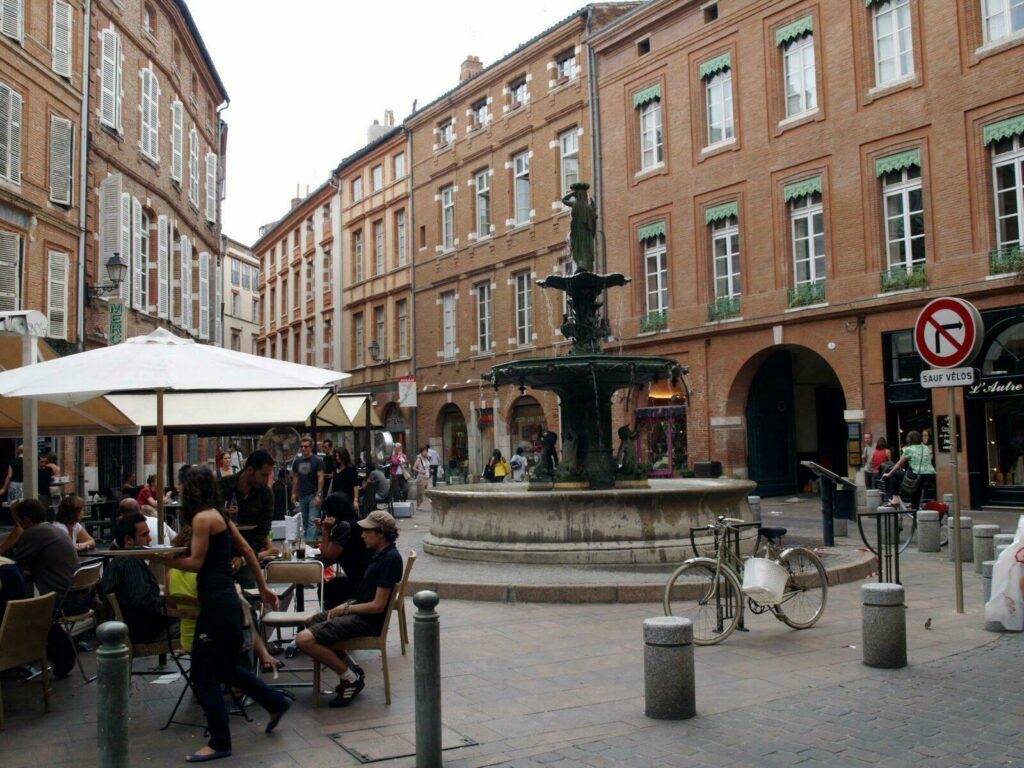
[948,516,973,562]
[917,509,941,553]
[993,533,1015,550]
[982,561,1006,633]
[972,525,1000,574]
[644,616,695,720]
[97,621,130,768]
[862,583,906,669]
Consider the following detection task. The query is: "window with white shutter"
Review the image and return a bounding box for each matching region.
[199,251,210,340]
[0,229,22,311]
[99,28,121,131]
[171,100,183,182]
[139,66,160,161]
[188,128,199,206]
[205,152,217,222]
[0,0,23,43]
[98,174,122,277]
[213,256,221,344]
[47,251,68,339]
[131,197,143,309]
[0,82,23,184]
[119,191,130,300]
[180,236,192,331]
[156,214,169,318]
[52,1,72,77]
[49,115,73,204]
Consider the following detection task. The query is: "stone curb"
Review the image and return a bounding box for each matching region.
[406,548,878,603]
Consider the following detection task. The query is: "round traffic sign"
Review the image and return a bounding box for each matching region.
[913,297,983,369]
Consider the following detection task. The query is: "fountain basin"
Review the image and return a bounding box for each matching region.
[424,478,757,565]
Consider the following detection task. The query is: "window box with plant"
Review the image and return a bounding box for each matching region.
[880,263,927,292]
[640,310,667,333]
[989,246,1023,275]
[708,295,740,321]
[787,279,825,308]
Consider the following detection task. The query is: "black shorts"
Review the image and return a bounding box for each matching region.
[306,612,380,646]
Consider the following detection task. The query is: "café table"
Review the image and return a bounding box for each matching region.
[85,545,186,560]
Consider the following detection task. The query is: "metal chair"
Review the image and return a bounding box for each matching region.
[260,560,324,689]
[104,593,181,674]
[58,562,103,683]
[0,592,57,729]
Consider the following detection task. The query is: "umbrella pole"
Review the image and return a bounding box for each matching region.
[156,388,165,545]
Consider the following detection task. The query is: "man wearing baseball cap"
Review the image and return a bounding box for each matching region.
[295,510,403,708]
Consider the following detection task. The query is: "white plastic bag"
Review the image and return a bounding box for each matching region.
[984,515,1024,631]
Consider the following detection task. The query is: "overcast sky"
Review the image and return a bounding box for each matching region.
[186,0,592,246]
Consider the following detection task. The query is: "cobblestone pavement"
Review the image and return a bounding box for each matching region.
[486,634,1023,768]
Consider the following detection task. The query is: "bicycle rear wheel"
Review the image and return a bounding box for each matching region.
[663,559,743,645]
[773,547,827,629]
[857,511,915,555]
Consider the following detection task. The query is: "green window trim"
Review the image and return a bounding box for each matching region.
[699,52,732,81]
[783,176,822,203]
[705,201,738,224]
[983,115,1024,146]
[776,16,814,46]
[875,148,921,177]
[638,221,666,241]
[632,84,662,109]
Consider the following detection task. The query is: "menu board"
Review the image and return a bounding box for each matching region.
[937,415,961,453]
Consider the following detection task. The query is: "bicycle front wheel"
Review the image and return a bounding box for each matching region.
[663,559,743,645]
[857,511,916,555]
[773,547,828,629]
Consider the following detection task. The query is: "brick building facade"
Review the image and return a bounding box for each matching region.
[222,236,259,353]
[590,0,1024,506]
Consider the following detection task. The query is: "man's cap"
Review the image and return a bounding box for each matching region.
[358,510,397,535]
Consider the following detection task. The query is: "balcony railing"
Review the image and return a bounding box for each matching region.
[707,295,740,322]
[640,310,667,333]
[989,246,1023,276]
[880,264,928,293]
[787,279,826,308]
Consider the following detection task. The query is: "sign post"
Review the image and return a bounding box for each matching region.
[914,297,983,614]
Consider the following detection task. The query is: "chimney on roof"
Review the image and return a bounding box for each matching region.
[460,55,482,82]
[290,183,302,209]
[384,110,394,126]
[367,115,392,143]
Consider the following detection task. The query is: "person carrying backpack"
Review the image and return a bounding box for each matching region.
[509,447,528,482]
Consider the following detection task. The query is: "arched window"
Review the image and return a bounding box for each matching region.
[983,321,1024,375]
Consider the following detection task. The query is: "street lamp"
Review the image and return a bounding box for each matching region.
[368,338,391,376]
[86,253,128,300]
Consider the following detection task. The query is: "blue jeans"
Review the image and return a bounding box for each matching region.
[297,493,320,540]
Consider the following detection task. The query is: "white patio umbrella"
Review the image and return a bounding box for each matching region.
[0,328,349,541]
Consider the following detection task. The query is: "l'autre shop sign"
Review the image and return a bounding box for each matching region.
[965,375,1024,398]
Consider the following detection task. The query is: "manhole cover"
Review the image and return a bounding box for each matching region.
[330,723,476,763]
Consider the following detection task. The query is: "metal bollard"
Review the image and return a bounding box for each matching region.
[643,616,695,720]
[862,583,906,669]
[747,495,761,524]
[97,621,130,768]
[917,509,941,552]
[972,525,1000,574]
[948,516,973,562]
[413,591,442,768]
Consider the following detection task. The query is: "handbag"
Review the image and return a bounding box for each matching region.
[899,467,920,496]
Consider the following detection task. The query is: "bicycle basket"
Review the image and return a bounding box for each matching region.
[741,558,789,604]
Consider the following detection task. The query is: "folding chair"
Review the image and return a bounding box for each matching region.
[58,562,103,683]
[160,592,202,731]
[0,592,57,729]
[313,550,416,707]
[105,594,181,675]
[260,560,323,689]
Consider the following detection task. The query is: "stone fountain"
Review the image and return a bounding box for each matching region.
[425,184,755,564]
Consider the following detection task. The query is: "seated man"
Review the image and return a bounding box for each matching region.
[0,555,27,623]
[120,497,176,543]
[296,510,402,708]
[10,499,79,613]
[101,513,178,644]
[314,491,369,610]
[360,462,390,516]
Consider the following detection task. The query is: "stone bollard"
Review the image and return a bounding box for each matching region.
[97,621,131,768]
[995,543,1009,559]
[943,493,953,506]
[972,525,1000,574]
[643,617,695,720]
[413,591,442,768]
[982,560,995,604]
[748,495,761,524]
[917,509,941,553]
[948,516,973,562]
[993,533,1015,550]
[866,489,883,513]
[862,583,907,669]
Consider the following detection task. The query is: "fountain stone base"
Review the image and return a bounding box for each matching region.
[424,478,757,565]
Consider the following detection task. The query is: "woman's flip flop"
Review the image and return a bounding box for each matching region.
[185,749,232,762]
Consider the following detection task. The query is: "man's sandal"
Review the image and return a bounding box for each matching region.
[329,672,365,708]
[185,749,232,762]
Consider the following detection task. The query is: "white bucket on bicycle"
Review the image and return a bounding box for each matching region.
[741,558,789,604]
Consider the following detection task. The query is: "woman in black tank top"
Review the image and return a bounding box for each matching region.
[165,466,290,763]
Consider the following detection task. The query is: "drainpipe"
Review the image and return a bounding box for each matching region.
[406,126,418,455]
[585,8,605,274]
[76,0,92,347]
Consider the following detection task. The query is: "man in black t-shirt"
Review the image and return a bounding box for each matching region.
[313,492,368,610]
[296,510,403,708]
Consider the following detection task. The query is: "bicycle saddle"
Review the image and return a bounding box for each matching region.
[758,526,787,541]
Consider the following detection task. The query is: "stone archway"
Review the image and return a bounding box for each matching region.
[436,404,467,476]
[506,395,546,458]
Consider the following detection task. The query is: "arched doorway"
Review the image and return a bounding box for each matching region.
[636,378,688,477]
[381,402,407,450]
[438,404,467,476]
[508,396,546,460]
[744,348,847,497]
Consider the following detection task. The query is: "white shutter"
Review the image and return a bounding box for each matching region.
[119,192,130,300]
[171,100,183,181]
[199,251,210,340]
[0,85,21,184]
[188,128,199,205]
[213,256,221,344]
[157,214,169,318]
[49,115,73,204]
[131,197,143,309]
[47,251,68,339]
[205,152,217,222]
[180,236,191,331]
[0,230,21,311]
[52,1,72,77]
[98,173,121,272]
[1,0,23,42]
